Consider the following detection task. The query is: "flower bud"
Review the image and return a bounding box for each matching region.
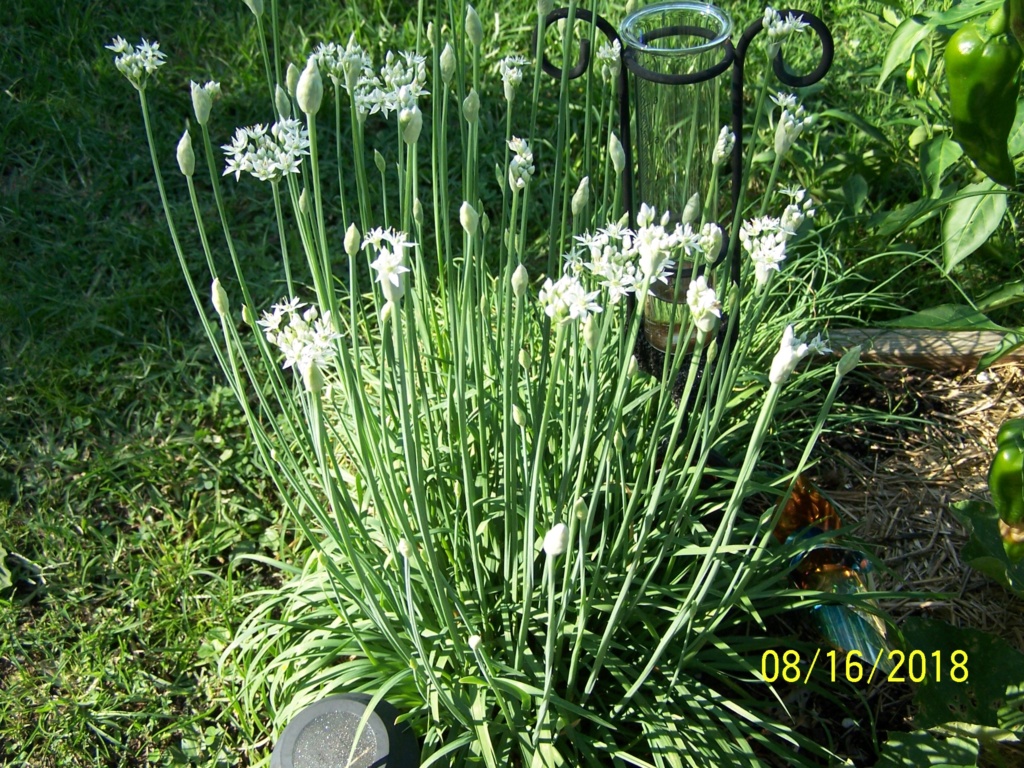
[837,345,862,377]
[682,193,700,225]
[512,404,526,427]
[462,88,480,124]
[465,5,484,48]
[302,361,324,394]
[299,188,310,215]
[176,130,195,177]
[613,428,623,452]
[572,497,587,520]
[571,176,590,217]
[286,62,300,99]
[480,210,490,234]
[344,223,360,257]
[400,105,422,144]
[609,132,626,174]
[413,198,423,227]
[512,263,528,298]
[518,348,530,369]
[547,436,557,455]
[397,538,411,558]
[275,83,291,119]
[582,314,598,351]
[460,201,479,236]
[538,0,554,16]
[242,0,263,16]
[242,304,255,326]
[627,355,638,378]
[543,523,569,557]
[296,56,323,115]
[190,81,217,126]
[468,634,482,651]
[211,278,229,318]
[374,149,386,174]
[440,42,456,85]
[380,300,394,324]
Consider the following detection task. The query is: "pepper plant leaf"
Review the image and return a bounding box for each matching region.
[942,180,1008,273]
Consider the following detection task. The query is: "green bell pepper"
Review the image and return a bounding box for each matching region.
[944,0,1023,186]
[989,417,1024,559]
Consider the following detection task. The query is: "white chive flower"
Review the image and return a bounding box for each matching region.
[740,216,789,287]
[538,274,602,325]
[258,299,340,381]
[498,55,527,102]
[468,634,483,651]
[365,228,414,305]
[106,37,167,91]
[699,222,723,264]
[508,136,535,191]
[772,93,812,157]
[686,276,721,334]
[769,325,830,385]
[221,119,310,183]
[596,39,621,81]
[763,6,809,59]
[712,125,734,166]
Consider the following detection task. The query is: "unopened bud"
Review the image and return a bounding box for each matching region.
[468,634,483,651]
[296,56,323,115]
[344,223,360,256]
[571,176,590,217]
[463,88,480,124]
[400,106,422,144]
[609,132,626,174]
[613,428,623,451]
[440,43,456,85]
[374,149,386,174]
[512,263,529,298]
[627,355,638,377]
[211,278,229,318]
[275,83,291,119]
[286,62,301,98]
[538,0,554,16]
[572,497,587,520]
[242,304,255,326]
[682,193,700,225]
[543,523,569,557]
[397,538,411,558]
[380,300,394,324]
[302,361,324,394]
[465,5,484,48]
[837,345,862,377]
[413,198,423,227]
[512,404,526,427]
[582,315,598,350]
[242,0,264,16]
[460,201,479,236]
[518,348,530,369]
[299,188,310,215]
[480,211,490,233]
[177,130,195,177]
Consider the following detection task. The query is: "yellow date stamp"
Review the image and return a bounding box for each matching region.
[760,648,969,685]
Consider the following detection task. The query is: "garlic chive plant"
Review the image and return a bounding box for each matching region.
[111,2,873,765]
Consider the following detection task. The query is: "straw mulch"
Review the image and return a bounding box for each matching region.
[816,362,1024,652]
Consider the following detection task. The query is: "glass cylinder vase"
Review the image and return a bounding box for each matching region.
[620,2,732,354]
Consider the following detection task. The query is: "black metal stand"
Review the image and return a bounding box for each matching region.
[535,7,834,386]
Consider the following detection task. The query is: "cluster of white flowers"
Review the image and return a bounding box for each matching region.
[222,119,310,182]
[772,93,813,157]
[762,6,809,58]
[106,37,166,91]
[572,205,721,305]
[769,325,830,384]
[711,125,735,167]
[596,39,621,81]
[364,227,414,318]
[259,298,340,381]
[498,55,527,102]
[314,39,428,124]
[508,137,535,191]
[538,274,603,325]
[740,190,814,286]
